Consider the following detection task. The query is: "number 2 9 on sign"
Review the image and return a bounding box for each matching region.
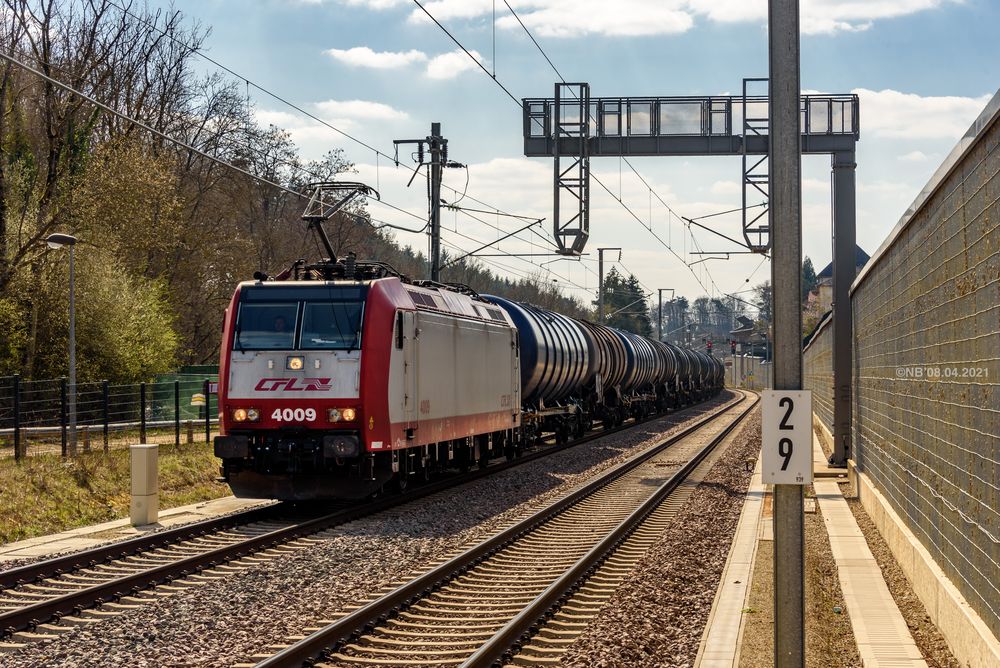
[761,390,813,485]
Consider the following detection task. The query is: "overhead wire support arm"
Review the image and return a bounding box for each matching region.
[439,219,543,268]
[681,218,767,256]
[688,254,730,266]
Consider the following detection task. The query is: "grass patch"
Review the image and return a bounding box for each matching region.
[0,444,230,545]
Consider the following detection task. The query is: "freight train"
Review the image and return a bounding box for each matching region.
[212,182,723,500]
[212,260,724,500]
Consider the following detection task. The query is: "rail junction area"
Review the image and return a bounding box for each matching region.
[0,1,997,667]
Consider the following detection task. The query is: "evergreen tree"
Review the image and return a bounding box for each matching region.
[802,256,817,302]
[754,281,773,328]
[594,268,652,335]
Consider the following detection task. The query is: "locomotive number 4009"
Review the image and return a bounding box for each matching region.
[271,408,317,422]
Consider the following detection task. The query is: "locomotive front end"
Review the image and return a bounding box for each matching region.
[215,281,373,499]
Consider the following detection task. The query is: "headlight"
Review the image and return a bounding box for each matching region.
[286,356,304,370]
[232,408,259,423]
[328,408,342,423]
[342,407,357,422]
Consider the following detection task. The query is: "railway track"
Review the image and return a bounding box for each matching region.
[0,392,740,649]
[248,391,756,668]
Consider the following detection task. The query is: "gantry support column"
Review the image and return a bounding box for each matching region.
[830,150,856,467]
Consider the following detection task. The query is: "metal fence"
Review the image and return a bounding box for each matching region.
[805,92,1000,639]
[0,374,219,459]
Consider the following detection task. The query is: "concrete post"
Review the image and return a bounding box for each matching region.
[769,0,806,664]
[130,443,158,526]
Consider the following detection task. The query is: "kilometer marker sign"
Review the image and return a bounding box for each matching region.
[761,390,813,485]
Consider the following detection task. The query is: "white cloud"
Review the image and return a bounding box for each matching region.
[898,150,928,162]
[254,100,409,150]
[709,181,741,196]
[687,0,957,34]
[324,46,427,68]
[407,0,494,22]
[858,180,913,195]
[340,0,407,8]
[313,99,409,121]
[399,0,956,38]
[425,49,485,79]
[854,88,993,139]
[492,0,693,37]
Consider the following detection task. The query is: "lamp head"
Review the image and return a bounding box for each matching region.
[45,233,78,250]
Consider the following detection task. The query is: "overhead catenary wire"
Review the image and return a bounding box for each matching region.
[411,0,520,106]
[6,29,564,287]
[0,50,308,205]
[99,0,659,302]
[0,43,440,237]
[467,0,735,301]
[101,0,540,238]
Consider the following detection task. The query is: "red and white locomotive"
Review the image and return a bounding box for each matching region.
[215,268,522,499]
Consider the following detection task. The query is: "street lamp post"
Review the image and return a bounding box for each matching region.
[46,233,78,455]
[596,247,621,323]
[657,289,674,341]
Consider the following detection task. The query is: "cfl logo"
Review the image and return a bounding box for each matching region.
[254,378,333,392]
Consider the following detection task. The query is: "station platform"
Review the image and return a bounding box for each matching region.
[0,496,272,563]
[696,432,928,667]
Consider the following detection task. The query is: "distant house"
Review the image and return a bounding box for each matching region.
[811,245,870,312]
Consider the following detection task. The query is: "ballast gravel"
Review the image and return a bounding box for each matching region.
[560,408,761,668]
[3,392,739,668]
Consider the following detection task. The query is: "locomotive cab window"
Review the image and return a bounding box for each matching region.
[234,303,299,350]
[300,301,364,350]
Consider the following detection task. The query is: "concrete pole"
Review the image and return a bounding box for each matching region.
[769,0,806,665]
[598,249,605,323]
[657,289,673,341]
[596,248,621,324]
[429,122,443,282]
[658,293,662,341]
[68,245,77,456]
[831,151,856,466]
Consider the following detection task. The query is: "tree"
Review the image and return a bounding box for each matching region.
[802,256,817,303]
[754,280,773,328]
[595,267,651,335]
[0,0,206,294]
[0,0,600,378]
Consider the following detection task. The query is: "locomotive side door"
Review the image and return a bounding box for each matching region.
[401,310,418,427]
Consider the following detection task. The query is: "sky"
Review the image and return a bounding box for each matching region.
[171,0,1000,308]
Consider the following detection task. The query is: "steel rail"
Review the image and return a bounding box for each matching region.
[464,393,758,667]
[254,392,750,668]
[0,503,283,590]
[0,392,739,639]
[0,393,725,589]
